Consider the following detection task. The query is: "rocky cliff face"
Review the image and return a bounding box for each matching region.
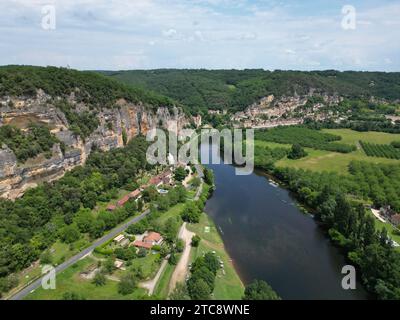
[0,90,190,199]
[231,92,343,128]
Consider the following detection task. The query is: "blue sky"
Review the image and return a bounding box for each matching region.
[1,0,399,71]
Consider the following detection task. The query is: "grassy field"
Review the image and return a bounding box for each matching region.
[153,253,182,299]
[270,129,400,174]
[187,212,244,300]
[26,257,147,300]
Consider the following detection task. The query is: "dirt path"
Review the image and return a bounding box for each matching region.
[139,257,169,295]
[168,223,195,295]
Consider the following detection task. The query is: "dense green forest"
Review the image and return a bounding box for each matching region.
[101,69,400,114]
[0,136,153,295]
[0,66,176,110]
[255,126,356,153]
[0,124,60,162]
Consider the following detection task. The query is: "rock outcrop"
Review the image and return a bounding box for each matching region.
[231,92,343,128]
[0,91,189,199]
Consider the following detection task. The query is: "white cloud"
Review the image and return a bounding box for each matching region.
[0,0,399,71]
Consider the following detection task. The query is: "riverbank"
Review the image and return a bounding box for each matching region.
[187,210,245,299]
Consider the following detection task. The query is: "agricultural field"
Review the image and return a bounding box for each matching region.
[360,141,400,159]
[269,129,400,174]
[255,126,356,153]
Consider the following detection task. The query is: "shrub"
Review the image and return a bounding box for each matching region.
[191,235,201,247]
[118,273,137,295]
[242,280,280,300]
[287,144,308,160]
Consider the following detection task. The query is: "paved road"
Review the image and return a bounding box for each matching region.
[9,209,151,300]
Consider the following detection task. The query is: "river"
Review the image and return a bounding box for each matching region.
[201,143,369,300]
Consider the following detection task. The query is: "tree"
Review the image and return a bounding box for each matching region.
[90,219,106,238]
[164,217,180,242]
[157,196,171,212]
[174,167,188,182]
[287,144,308,160]
[142,186,158,203]
[187,278,211,300]
[137,199,144,211]
[242,280,280,300]
[191,235,201,247]
[102,257,115,274]
[74,208,95,233]
[175,239,185,252]
[203,252,220,275]
[203,168,214,186]
[169,282,190,300]
[92,272,106,286]
[138,248,147,258]
[159,245,170,258]
[122,129,128,146]
[118,273,137,295]
[169,253,178,265]
[62,291,86,300]
[181,202,201,223]
[60,224,80,244]
[40,250,53,265]
[175,185,188,203]
[97,210,117,230]
[191,177,201,187]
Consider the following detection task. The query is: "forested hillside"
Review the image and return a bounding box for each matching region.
[0,66,176,110]
[100,69,400,114]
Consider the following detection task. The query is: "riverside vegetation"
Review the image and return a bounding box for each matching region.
[253,127,400,299]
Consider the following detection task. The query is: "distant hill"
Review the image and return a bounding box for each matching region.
[100,69,400,114]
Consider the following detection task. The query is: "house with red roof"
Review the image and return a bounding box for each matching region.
[132,231,163,250]
[117,194,131,207]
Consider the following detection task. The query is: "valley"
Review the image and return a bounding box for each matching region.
[1,66,400,301]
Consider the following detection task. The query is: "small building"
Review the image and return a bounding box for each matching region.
[380,205,395,218]
[149,176,163,187]
[129,189,141,199]
[114,234,125,244]
[114,259,124,269]
[143,231,163,246]
[132,240,153,250]
[117,194,130,207]
[132,231,163,249]
[390,214,400,226]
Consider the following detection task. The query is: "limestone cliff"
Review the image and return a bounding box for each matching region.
[231,92,343,129]
[0,90,189,199]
